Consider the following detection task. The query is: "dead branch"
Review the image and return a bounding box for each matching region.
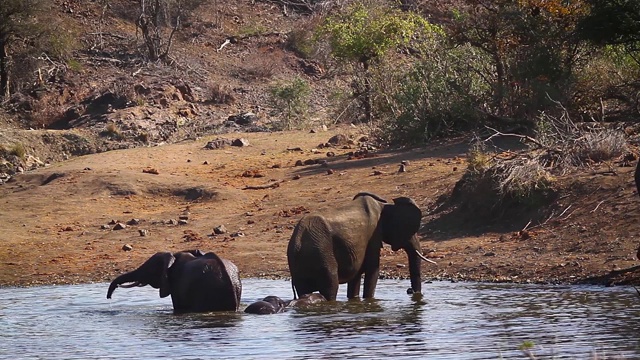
[590,200,605,213]
[242,180,284,190]
[217,38,231,52]
[483,126,546,149]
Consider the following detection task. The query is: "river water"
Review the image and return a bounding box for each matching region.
[0,279,639,359]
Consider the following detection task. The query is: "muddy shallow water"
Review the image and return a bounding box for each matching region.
[0,279,639,359]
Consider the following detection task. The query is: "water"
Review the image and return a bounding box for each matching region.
[1,280,639,359]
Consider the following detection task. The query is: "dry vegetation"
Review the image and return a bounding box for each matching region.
[1,0,640,288]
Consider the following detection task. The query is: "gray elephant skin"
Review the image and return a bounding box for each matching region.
[107,249,242,313]
[244,293,327,314]
[287,192,435,301]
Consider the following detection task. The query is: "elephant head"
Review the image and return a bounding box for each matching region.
[107,251,176,299]
[379,196,435,294]
[107,249,241,313]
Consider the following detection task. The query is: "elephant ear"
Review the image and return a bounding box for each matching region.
[158,252,176,298]
[382,197,422,251]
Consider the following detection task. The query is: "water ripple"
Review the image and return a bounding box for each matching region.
[0,280,638,359]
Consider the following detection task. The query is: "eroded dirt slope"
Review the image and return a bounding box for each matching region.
[1,127,639,288]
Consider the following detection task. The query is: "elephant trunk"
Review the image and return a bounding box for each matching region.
[107,271,140,299]
[406,235,425,294]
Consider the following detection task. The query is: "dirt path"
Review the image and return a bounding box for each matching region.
[1,128,639,288]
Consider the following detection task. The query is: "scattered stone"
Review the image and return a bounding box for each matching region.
[245,211,254,216]
[326,151,335,157]
[247,219,255,224]
[179,215,189,220]
[178,219,188,225]
[204,138,232,150]
[401,160,410,166]
[108,219,118,225]
[359,135,369,142]
[453,167,458,171]
[126,218,141,225]
[294,160,304,167]
[398,164,406,173]
[187,159,192,163]
[213,225,227,234]
[143,168,159,175]
[309,129,317,134]
[318,160,328,167]
[303,159,317,165]
[228,112,257,126]
[396,264,406,268]
[139,229,149,236]
[113,223,127,230]
[100,224,111,230]
[231,138,250,147]
[327,134,349,146]
[62,226,74,232]
[84,167,92,171]
[292,174,301,180]
[372,170,384,176]
[230,232,245,238]
[203,161,210,165]
[166,219,179,225]
[122,244,133,251]
[327,169,334,175]
[271,164,282,169]
[321,125,328,132]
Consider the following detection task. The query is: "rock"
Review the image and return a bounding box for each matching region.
[179,215,189,220]
[327,134,349,146]
[303,159,317,165]
[309,129,317,134]
[228,112,257,126]
[139,229,149,236]
[166,219,178,225]
[100,224,110,230]
[126,219,141,225]
[230,232,245,238]
[204,138,232,150]
[142,168,159,175]
[178,219,188,225]
[398,164,406,173]
[327,169,334,175]
[113,223,127,230]
[122,244,133,251]
[293,174,301,180]
[294,160,304,167]
[372,170,384,176]
[247,219,255,224]
[231,138,250,147]
[322,125,328,132]
[326,151,335,157]
[213,225,227,234]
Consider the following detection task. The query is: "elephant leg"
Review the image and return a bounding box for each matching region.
[347,276,362,299]
[362,267,380,298]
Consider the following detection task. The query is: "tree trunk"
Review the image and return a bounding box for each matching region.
[0,39,10,100]
[362,60,372,123]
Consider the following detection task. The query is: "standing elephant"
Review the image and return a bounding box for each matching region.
[107,249,242,314]
[287,192,435,301]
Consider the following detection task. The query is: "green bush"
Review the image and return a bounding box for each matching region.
[268,77,311,130]
[374,40,489,145]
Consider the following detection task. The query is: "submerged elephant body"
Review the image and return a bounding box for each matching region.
[287,192,435,301]
[107,249,241,313]
[244,293,327,314]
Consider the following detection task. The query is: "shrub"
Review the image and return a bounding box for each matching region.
[9,143,26,160]
[268,77,311,130]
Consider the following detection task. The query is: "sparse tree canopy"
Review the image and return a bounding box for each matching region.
[579,0,640,47]
[0,0,47,98]
[317,2,441,123]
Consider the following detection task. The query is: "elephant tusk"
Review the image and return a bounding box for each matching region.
[416,250,437,265]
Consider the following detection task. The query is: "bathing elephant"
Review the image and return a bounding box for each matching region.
[244,296,287,315]
[244,293,327,314]
[107,249,242,314]
[287,192,435,301]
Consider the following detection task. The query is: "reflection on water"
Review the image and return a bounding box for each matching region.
[0,280,639,359]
